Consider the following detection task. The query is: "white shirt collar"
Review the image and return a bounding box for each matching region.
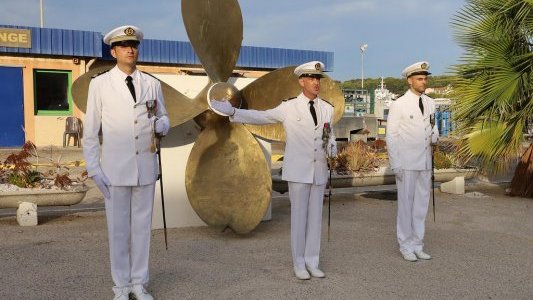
[299,92,319,104]
[406,89,424,99]
[113,66,140,82]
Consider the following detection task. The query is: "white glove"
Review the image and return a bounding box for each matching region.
[92,171,111,199]
[210,99,235,116]
[155,116,170,136]
[327,143,337,157]
[393,168,403,182]
[431,124,439,144]
[431,134,439,144]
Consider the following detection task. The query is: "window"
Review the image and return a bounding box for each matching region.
[34,70,72,115]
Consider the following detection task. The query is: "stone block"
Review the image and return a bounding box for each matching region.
[17,202,38,226]
[440,176,465,195]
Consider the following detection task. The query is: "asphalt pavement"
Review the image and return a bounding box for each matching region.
[1,147,532,299]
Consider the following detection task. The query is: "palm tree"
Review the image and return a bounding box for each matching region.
[451,0,533,196]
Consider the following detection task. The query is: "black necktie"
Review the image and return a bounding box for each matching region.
[309,101,317,126]
[419,97,424,115]
[126,76,136,102]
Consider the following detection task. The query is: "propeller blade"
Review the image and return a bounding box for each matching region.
[71,64,114,113]
[182,0,243,83]
[240,67,298,141]
[159,80,206,127]
[241,67,300,110]
[71,64,205,127]
[185,123,272,234]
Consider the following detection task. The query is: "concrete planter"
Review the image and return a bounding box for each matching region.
[272,167,477,194]
[0,187,88,209]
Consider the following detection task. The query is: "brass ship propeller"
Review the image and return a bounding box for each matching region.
[72,0,344,233]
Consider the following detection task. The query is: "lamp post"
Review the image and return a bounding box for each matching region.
[360,43,368,89]
[40,0,44,28]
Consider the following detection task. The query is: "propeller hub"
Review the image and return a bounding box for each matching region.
[207,82,242,115]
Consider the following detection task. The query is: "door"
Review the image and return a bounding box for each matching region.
[0,66,24,147]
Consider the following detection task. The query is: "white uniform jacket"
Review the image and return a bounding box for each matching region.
[231,93,336,185]
[386,89,439,171]
[83,66,169,186]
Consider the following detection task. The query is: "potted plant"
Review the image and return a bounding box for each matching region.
[0,141,88,209]
[272,138,477,193]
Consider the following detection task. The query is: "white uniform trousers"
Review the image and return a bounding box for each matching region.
[105,184,155,291]
[288,181,325,269]
[396,170,431,254]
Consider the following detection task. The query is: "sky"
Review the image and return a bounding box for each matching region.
[1,0,466,81]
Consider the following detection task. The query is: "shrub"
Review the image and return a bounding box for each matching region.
[434,149,453,169]
[0,141,87,190]
[333,140,381,174]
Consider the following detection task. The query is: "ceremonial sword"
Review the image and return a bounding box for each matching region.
[430,114,436,222]
[156,137,168,249]
[147,100,168,250]
[327,148,333,242]
[322,122,333,242]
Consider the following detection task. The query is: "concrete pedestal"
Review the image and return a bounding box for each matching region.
[17,202,38,226]
[440,176,465,194]
[152,121,204,229]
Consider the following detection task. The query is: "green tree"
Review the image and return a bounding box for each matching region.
[450,0,532,184]
[342,76,456,96]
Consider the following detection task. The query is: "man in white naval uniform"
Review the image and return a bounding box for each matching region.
[83,25,170,300]
[386,61,439,262]
[210,61,337,280]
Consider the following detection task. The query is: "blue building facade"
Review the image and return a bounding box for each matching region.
[0,25,334,147]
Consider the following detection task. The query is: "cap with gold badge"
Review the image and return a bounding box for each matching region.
[103,25,144,46]
[402,61,431,78]
[294,61,326,78]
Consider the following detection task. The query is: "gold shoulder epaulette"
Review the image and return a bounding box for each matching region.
[141,71,158,80]
[322,99,334,107]
[282,97,297,102]
[91,69,110,79]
